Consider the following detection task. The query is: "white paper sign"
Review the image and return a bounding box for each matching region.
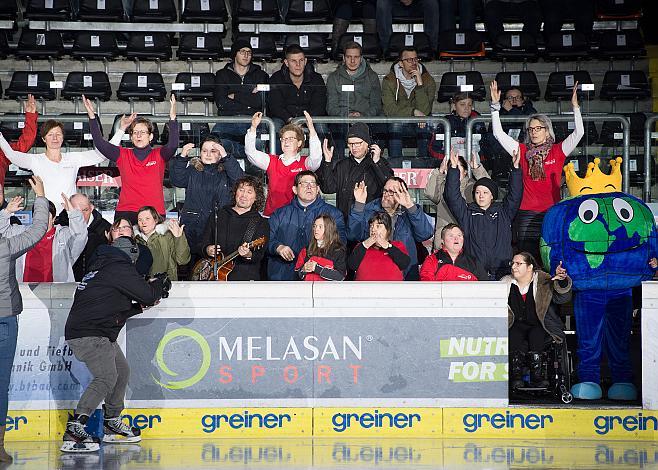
[17,122,25,129]
[254,0,262,11]
[572,160,580,172]
[615,0,624,4]
[191,75,201,88]
[630,160,637,172]
[402,160,412,169]
[182,123,191,131]
[562,34,573,47]
[299,35,309,48]
[28,74,38,87]
[74,122,83,130]
[149,0,158,9]
[201,0,210,11]
[37,34,45,46]
[620,74,630,86]
[460,84,473,92]
[456,75,466,86]
[144,35,154,47]
[91,35,100,47]
[45,0,53,9]
[568,121,575,130]
[84,133,92,140]
[511,35,520,47]
[455,33,465,45]
[256,83,270,92]
[353,36,362,46]
[581,83,594,91]
[304,1,313,12]
[451,135,481,158]
[260,134,270,141]
[511,74,520,86]
[49,81,63,89]
[172,83,185,90]
[341,85,355,92]
[97,0,106,9]
[196,36,205,48]
[617,34,627,46]
[565,74,575,88]
[138,75,148,88]
[508,128,521,140]
[435,134,444,141]
[83,75,93,87]
[405,34,414,46]
[250,36,259,49]
[614,132,623,140]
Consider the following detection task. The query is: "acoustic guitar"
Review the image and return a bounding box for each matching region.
[192,236,266,281]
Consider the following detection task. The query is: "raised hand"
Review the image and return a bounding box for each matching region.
[82,95,96,119]
[353,181,367,204]
[490,80,501,103]
[470,151,481,169]
[303,110,316,136]
[370,143,382,163]
[551,260,567,281]
[61,192,72,212]
[439,154,449,174]
[511,148,520,169]
[25,94,37,114]
[322,138,334,162]
[120,112,137,131]
[394,182,414,209]
[650,258,657,269]
[6,196,25,214]
[169,93,177,120]
[180,142,195,158]
[167,218,185,237]
[571,81,580,108]
[29,176,45,197]
[449,147,460,169]
[250,112,263,131]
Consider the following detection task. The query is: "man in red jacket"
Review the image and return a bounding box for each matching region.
[0,95,37,188]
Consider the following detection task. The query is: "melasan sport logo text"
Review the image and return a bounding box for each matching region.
[153,328,211,390]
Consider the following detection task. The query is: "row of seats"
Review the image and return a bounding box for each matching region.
[0,28,647,62]
[0,69,650,106]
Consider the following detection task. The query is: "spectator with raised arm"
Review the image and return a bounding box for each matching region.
[83,94,179,224]
[490,80,583,264]
[348,177,432,280]
[245,110,321,216]
[0,94,38,189]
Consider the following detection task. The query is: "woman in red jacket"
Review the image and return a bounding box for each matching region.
[295,214,346,281]
[0,95,37,189]
[420,223,487,281]
[348,211,409,281]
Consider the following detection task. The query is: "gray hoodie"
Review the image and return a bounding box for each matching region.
[326,59,382,117]
[0,197,49,317]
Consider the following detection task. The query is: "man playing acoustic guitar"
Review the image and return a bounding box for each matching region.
[197,176,269,281]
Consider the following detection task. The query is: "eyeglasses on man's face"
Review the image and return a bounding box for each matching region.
[297,181,317,188]
[401,57,419,63]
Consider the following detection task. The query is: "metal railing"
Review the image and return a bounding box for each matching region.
[645,114,658,202]
[466,114,632,193]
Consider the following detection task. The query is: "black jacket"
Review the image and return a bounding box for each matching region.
[268,63,327,122]
[317,155,393,218]
[198,206,269,280]
[73,209,111,281]
[214,62,269,115]
[65,245,163,342]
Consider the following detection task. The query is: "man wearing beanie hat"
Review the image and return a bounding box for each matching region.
[317,122,393,218]
[212,39,269,156]
[444,148,523,280]
[62,236,166,452]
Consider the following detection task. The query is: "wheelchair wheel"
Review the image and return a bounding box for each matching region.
[561,391,573,404]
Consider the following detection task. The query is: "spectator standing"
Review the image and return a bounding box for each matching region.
[135,207,190,280]
[326,41,382,159]
[0,177,48,463]
[424,150,489,251]
[331,1,377,53]
[267,171,346,281]
[348,211,410,280]
[0,94,37,188]
[246,111,321,216]
[444,148,523,280]
[349,177,432,280]
[295,214,347,281]
[169,136,244,254]
[439,0,478,31]
[483,0,542,43]
[318,122,393,219]
[420,223,488,281]
[382,47,436,159]
[212,40,269,157]
[69,193,111,281]
[539,0,594,42]
[376,0,440,53]
[490,80,583,264]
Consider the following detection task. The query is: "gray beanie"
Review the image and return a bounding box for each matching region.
[112,236,139,264]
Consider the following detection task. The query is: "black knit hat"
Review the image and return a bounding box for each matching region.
[231,39,252,59]
[346,122,371,145]
[473,177,499,201]
[112,236,139,264]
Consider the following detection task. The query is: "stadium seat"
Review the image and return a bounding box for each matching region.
[334,33,381,60]
[596,0,642,19]
[59,113,102,147]
[62,72,113,102]
[234,33,277,61]
[495,71,541,100]
[438,30,485,59]
[172,73,215,102]
[131,0,177,22]
[387,33,433,61]
[597,30,646,59]
[544,71,593,102]
[24,0,71,20]
[491,32,539,62]
[177,33,224,61]
[181,0,228,22]
[553,120,598,146]
[111,114,160,147]
[234,0,280,23]
[15,30,65,60]
[161,120,210,145]
[437,71,486,103]
[284,34,329,60]
[544,32,590,60]
[117,72,167,102]
[0,31,9,60]
[0,114,31,141]
[0,1,17,19]
[78,0,125,21]
[600,71,650,101]
[599,112,646,145]
[71,32,121,61]
[125,33,172,61]
[285,0,331,24]
[5,71,57,101]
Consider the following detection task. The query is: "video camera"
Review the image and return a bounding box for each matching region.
[149,272,172,299]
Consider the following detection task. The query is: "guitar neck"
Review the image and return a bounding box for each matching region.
[217,249,240,268]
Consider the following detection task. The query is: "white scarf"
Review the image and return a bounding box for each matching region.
[394,63,417,98]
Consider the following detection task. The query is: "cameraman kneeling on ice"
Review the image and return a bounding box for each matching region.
[61,236,170,453]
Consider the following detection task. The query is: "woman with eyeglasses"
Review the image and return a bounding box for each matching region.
[502,252,571,390]
[489,80,583,265]
[348,211,409,281]
[105,218,153,277]
[295,214,346,281]
[246,110,321,216]
[83,94,179,224]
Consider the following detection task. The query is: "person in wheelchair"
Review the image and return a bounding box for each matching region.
[502,252,572,389]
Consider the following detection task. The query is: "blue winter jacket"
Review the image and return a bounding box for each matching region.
[169,154,244,253]
[267,197,347,281]
[348,199,433,279]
